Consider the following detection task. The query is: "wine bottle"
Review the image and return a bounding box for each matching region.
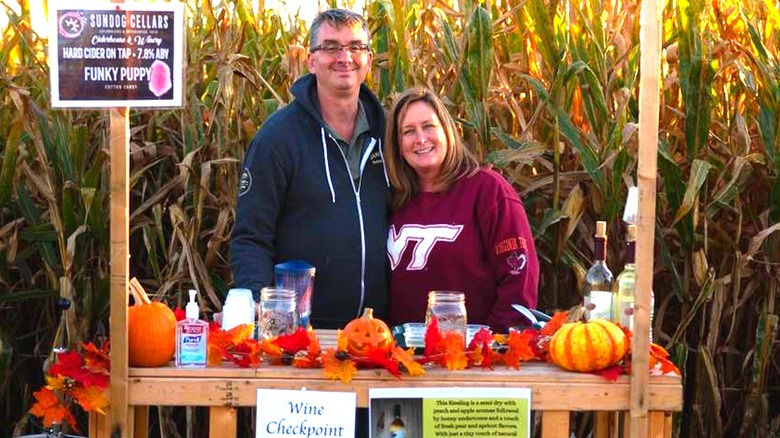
[614,224,655,339]
[583,221,615,320]
[389,404,406,438]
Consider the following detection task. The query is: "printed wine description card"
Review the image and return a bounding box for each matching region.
[369,387,531,438]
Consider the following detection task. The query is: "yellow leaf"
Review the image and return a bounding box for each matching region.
[72,386,110,414]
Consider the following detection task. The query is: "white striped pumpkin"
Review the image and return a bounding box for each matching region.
[548,318,629,372]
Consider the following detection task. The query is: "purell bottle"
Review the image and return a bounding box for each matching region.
[176,289,208,368]
[583,221,615,320]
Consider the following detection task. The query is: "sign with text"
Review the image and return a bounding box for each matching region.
[370,387,531,438]
[48,1,184,108]
[256,389,355,438]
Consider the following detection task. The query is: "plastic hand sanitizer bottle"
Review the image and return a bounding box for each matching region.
[176,289,208,368]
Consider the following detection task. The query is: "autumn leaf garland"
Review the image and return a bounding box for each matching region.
[29,312,682,429]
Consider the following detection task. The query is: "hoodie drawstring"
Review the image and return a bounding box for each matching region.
[321,127,336,203]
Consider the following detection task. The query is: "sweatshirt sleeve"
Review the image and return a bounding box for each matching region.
[230,131,287,296]
[480,178,540,332]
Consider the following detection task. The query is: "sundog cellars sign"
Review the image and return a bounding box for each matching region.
[49,1,184,108]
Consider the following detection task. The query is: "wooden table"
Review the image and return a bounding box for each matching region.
[91,331,682,438]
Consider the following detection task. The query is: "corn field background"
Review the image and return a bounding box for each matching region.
[1,0,779,436]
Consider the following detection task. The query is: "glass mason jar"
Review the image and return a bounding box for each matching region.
[259,287,297,340]
[425,291,468,344]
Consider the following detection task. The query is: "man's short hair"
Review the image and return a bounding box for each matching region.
[310,8,370,48]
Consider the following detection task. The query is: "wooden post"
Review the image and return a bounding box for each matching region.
[634,0,662,434]
[109,107,131,438]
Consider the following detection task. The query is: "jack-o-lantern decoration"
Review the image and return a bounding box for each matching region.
[128,278,177,367]
[548,307,628,372]
[339,308,393,357]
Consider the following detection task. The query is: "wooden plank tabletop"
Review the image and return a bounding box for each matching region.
[127,331,682,411]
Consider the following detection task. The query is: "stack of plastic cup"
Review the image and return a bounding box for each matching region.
[221,288,255,331]
[274,260,315,329]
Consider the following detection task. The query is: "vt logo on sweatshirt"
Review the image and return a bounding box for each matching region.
[387,224,464,270]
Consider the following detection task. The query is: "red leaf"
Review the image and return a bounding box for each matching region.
[50,351,109,389]
[423,318,441,357]
[173,307,186,322]
[594,365,627,382]
[272,327,311,353]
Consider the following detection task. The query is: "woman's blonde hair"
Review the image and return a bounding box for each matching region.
[384,88,479,210]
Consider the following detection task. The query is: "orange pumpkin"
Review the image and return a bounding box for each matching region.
[128,280,177,367]
[548,308,628,372]
[339,308,393,357]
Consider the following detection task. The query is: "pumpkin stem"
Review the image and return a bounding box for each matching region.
[361,308,374,318]
[128,277,152,305]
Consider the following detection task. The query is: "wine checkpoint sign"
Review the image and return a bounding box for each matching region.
[48,0,184,108]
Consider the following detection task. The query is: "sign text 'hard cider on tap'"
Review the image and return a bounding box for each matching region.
[49,1,184,108]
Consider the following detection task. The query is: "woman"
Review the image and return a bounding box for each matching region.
[384,88,539,333]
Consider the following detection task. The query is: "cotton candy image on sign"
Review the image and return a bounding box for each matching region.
[148,60,172,97]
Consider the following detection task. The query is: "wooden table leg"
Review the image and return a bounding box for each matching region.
[594,411,617,438]
[210,406,237,438]
[133,406,149,438]
[649,411,670,438]
[89,412,110,438]
[542,411,569,438]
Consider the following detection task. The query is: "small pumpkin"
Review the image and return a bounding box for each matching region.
[339,308,393,357]
[548,307,628,372]
[128,278,177,367]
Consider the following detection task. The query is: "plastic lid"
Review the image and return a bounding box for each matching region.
[274,260,316,274]
[186,289,199,319]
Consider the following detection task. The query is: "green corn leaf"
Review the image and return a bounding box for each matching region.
[705,157,753,218]
[671,159,711,226]
[0,116,22,208]
[0,289,59,304]
[463,6,491,102]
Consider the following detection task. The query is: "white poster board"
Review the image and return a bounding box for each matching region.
[370,387,531,438]
[256,389,356,438]
[48,0,184,108]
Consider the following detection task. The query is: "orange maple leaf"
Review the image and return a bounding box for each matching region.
[72,385,110,414]
[306,328,322,360]
[649,343,681,375]
[322,349,357,383]
[336,329,348,351]
[29,388,75,429]
[293,356,321,368]
[82,342,110,374]
[391,346,425,377]
[260,338,284,357]
[540,311,569,336]
[503,330,536,369]
[207,324,253,366]
[438,332,468,371]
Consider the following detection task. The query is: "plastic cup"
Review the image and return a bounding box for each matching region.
[274,260,316,329]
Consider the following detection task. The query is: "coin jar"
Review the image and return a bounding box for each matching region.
[259,287,297,340]
[425,291,467,345]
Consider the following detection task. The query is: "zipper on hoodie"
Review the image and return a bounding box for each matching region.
[327,133,376,317]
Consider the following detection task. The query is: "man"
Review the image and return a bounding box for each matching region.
[230,9,389,330]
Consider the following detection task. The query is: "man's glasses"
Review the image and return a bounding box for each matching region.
[311,42,371,55]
